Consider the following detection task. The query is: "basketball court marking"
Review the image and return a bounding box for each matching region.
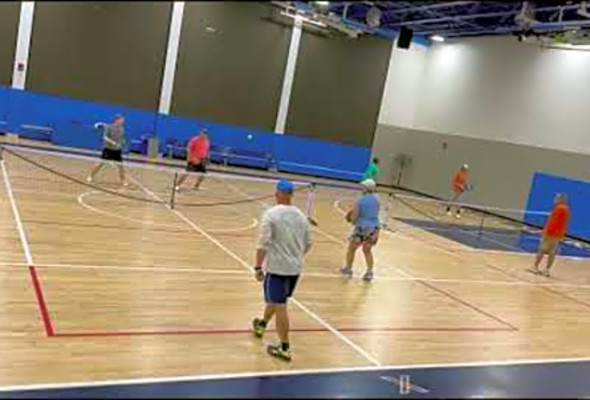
[331,195,516,331]
[126,172,383,366]
[1,356,590,393]
[0,262,580,290]
[3,148,589,391]
[1,161,33,265]
[77,190,259,233]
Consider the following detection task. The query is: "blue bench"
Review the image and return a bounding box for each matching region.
[129,134,156,155]
[19,124,54,142]
[278,161,363,182]
[165,140,275,170]
[224,148,275,170]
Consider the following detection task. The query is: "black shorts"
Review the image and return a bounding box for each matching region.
[264,273,300,304]
[101,148,123,162]
[187,161,207,173]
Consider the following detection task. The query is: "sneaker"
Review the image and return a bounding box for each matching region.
[174,186,181,192]
[122,181,129,187]
[362,270,374,282]
[455,211,462,219]
[267,344,292,362]
[526,266,540,275]
[446,207,452,216]
[541,269,551,278]
[86,176,93,183]
[340,266,353,278]
[252,318,266,338]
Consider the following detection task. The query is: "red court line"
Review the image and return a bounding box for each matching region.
[28,265,55,337]
[51,326,514,338]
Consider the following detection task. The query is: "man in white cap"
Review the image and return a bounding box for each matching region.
[341,179,380,282]
[446,164,471,218]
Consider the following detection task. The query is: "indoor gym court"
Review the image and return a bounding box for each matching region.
[2,0,590,398]
[0,144,589,398]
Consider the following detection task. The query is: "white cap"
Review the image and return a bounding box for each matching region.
[361,179,377,191]
[463,164,469,170]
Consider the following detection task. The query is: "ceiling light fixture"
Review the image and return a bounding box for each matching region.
[431,35,445,42]
[280,11,327,28]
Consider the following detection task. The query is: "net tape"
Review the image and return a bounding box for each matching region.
[2,146,312,208]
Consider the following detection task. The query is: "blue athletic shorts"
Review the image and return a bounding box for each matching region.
[264,273,300,304]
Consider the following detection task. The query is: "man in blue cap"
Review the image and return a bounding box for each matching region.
[251,179,312,362]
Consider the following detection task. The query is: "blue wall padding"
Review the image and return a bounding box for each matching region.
[0,87,370,181]
[525,171,590,241]
[274,134,369,181]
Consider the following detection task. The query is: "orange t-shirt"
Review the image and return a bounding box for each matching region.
[544,203,570,239]
[188,135,210,164]
[452,170,468,194]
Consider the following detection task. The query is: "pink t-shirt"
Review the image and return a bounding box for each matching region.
[188,135,210,163]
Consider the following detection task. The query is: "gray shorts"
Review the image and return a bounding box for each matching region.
[349,226,380,245]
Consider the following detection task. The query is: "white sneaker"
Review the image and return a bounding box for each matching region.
[175,186,181,192]
[526,266,540,275]
[541,269,551,278]
[455,212,462,219]
[86,176,93,183]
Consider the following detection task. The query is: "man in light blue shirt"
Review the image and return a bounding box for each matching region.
[341,179,381,282]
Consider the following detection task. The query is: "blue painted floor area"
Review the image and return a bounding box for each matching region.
[396,218,590,258]
[2,360,590,398]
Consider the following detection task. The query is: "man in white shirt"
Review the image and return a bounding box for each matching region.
[251,179,312,362]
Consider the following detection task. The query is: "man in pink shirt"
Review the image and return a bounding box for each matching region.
[175,129,210,191]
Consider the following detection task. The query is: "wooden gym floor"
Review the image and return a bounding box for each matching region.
[1,145,590,389]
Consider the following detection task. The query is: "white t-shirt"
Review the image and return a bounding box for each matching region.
[257,204,312,276]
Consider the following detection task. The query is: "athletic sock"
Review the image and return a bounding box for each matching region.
[281,342,290,352]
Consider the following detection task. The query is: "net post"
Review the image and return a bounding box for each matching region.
[383,192,393,229]
[170,172,178,209]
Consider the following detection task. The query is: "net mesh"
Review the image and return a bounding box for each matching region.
[2,145,311,210]
[377,190,590,257]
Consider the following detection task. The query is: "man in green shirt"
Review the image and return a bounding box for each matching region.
[363,157,380,182]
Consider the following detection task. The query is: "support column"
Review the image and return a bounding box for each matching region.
[159,1,185,115]
[274,16,302,134]
[12,2,35,90]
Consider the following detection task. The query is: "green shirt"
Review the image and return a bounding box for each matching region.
[364,162,380,180]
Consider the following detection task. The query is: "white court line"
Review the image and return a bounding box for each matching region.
[1,355,590,393]
[127,173,381,367]
[1,161,33,265]
[77,190,258,234]
[2,262,585,290]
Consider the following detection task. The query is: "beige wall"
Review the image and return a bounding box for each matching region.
[372,124,590,213]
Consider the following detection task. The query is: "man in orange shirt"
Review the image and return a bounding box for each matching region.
[446,164,470,218]
[527,193,570,278]
[175,129,210,191]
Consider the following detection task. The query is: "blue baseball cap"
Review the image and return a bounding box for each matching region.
[276,179,294,194]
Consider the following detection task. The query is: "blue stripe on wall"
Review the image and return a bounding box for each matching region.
[0,86,369,181]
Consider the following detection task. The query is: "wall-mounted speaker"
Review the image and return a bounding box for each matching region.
[396,26,413,49]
